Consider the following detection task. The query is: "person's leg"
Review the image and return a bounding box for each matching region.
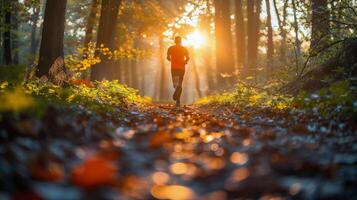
[172,70,179,100]
[174,70,184,106]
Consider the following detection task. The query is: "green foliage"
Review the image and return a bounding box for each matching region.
[197,80,356,121]
[196,83,292,110]
[0,65,26,85]
[23,79,150,114]
[293,80,356,119]
[0,67,150,118]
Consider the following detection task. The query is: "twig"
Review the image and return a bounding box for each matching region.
[298,39,345,79]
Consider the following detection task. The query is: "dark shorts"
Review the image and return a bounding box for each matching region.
[171,69,185,85]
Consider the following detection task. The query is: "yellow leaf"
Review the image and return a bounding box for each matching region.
[0,87,33,112]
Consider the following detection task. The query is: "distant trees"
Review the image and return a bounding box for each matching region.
[29,0,41,58]
[91,0,122,81]
[37,0,67,77]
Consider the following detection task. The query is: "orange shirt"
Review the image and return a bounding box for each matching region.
[167,45,189,70]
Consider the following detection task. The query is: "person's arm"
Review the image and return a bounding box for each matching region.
[166,47,171,61]
[184,48,190,64]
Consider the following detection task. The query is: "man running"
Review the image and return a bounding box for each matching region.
[167,36,190,107]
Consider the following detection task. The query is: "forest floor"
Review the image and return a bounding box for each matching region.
[1,101,356,200]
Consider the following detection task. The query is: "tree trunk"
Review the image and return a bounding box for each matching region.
[214,0,222,80]
[3,0,12,65]
[272,0,288,63]
[84,0,100,50]
[247,0,262,75]
[215,0,235,88]
[265,0,273,70]
[203,0,215,92]
[37,0,67,77]
[292,0,301,74]
[91,0,121,81]
[139,59,146,95]
[310,0,330,51]
[12,14,19,65]
[235,0,246,68]
[130,58,139,89]
[247,0,255,72]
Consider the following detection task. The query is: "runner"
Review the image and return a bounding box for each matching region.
[166,36,190,107]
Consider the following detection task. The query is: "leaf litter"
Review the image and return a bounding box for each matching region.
[0,102,356,199]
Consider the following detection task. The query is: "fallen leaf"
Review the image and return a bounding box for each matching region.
[150,131,172,149]
[30,160,64,182]
[71,155,117,187]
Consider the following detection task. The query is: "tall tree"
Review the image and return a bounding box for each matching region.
[273,0,288,63]
[3,0,12,65]
[265,0,273,70]
[84,0,100,50]
[292,0,301,73]
[202,0,215,91]
[37,0,67,77]
[235,0,246,68]
[310,0,330,50]
[12,13,19,65]
[247,0,262,74]
[91,0,121,80]
[215,0,235,88]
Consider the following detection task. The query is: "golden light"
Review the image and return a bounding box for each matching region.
[183,31,205,49]
[152,172,170,185]
[150,185,195,200]
[230,168,250,182]
[230,152,248,165]
[170,162,188,175]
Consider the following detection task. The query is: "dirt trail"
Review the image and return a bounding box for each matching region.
[116,103,357,199]
[1,103,356,199]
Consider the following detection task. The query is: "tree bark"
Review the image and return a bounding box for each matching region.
[292,0,301,74]
[84,0,100,50]
[235,0,246,68]
[310,0,330,51]
[203,0,215,92]
[130,58,139,89]
[91,0,121,81]
[247,0,255,72]
[265,0,273,66]
[12,14,19,65]
[3,0,12,65]
[37,0,67,77]
[215,0,235,88]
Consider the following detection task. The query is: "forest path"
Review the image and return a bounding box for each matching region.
[3,103,356,199]
[113,103,356,199]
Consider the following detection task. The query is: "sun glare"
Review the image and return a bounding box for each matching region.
[183,31,205,49]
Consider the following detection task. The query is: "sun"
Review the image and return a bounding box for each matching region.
[183,31,205,49]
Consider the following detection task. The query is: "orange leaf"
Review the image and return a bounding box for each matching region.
[71,155,118,187]
[150,131,172,149]
[30,161,64,182]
